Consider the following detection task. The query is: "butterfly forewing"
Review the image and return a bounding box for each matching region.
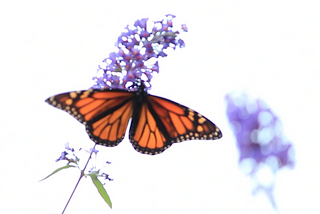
[147,95,222,142]
[46,89,134,147]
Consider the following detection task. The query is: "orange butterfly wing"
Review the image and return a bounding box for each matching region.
[46,89,134,147]
[46,85,222,155]
[129,95,222,155]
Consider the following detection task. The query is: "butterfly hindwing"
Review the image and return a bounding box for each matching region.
[46,89,134,147]
[129,101,171,155]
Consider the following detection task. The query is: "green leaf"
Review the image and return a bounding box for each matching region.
[89,174,112,208]
[39,164,76,181]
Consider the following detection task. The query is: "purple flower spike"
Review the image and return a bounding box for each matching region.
[225,92,295,209]
[225,93,294,170]
[93,15,187,90]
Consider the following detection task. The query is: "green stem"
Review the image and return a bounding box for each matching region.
[61,144,97,214]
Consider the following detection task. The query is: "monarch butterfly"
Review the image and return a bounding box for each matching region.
[46,83,222,155]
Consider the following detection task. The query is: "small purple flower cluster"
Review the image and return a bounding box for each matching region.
[55,143,113,180]
[92,14,187,90]
[55,142,78,163]
[225,93,294,173]
[55,143,98,164]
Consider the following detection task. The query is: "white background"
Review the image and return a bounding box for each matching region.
[1,0,319,213]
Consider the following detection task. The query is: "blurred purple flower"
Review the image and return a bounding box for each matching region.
[225,93,294,172]
[92,15,187,90]
[225,92,295,209]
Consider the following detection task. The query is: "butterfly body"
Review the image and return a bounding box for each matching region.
[46,84,222,155]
